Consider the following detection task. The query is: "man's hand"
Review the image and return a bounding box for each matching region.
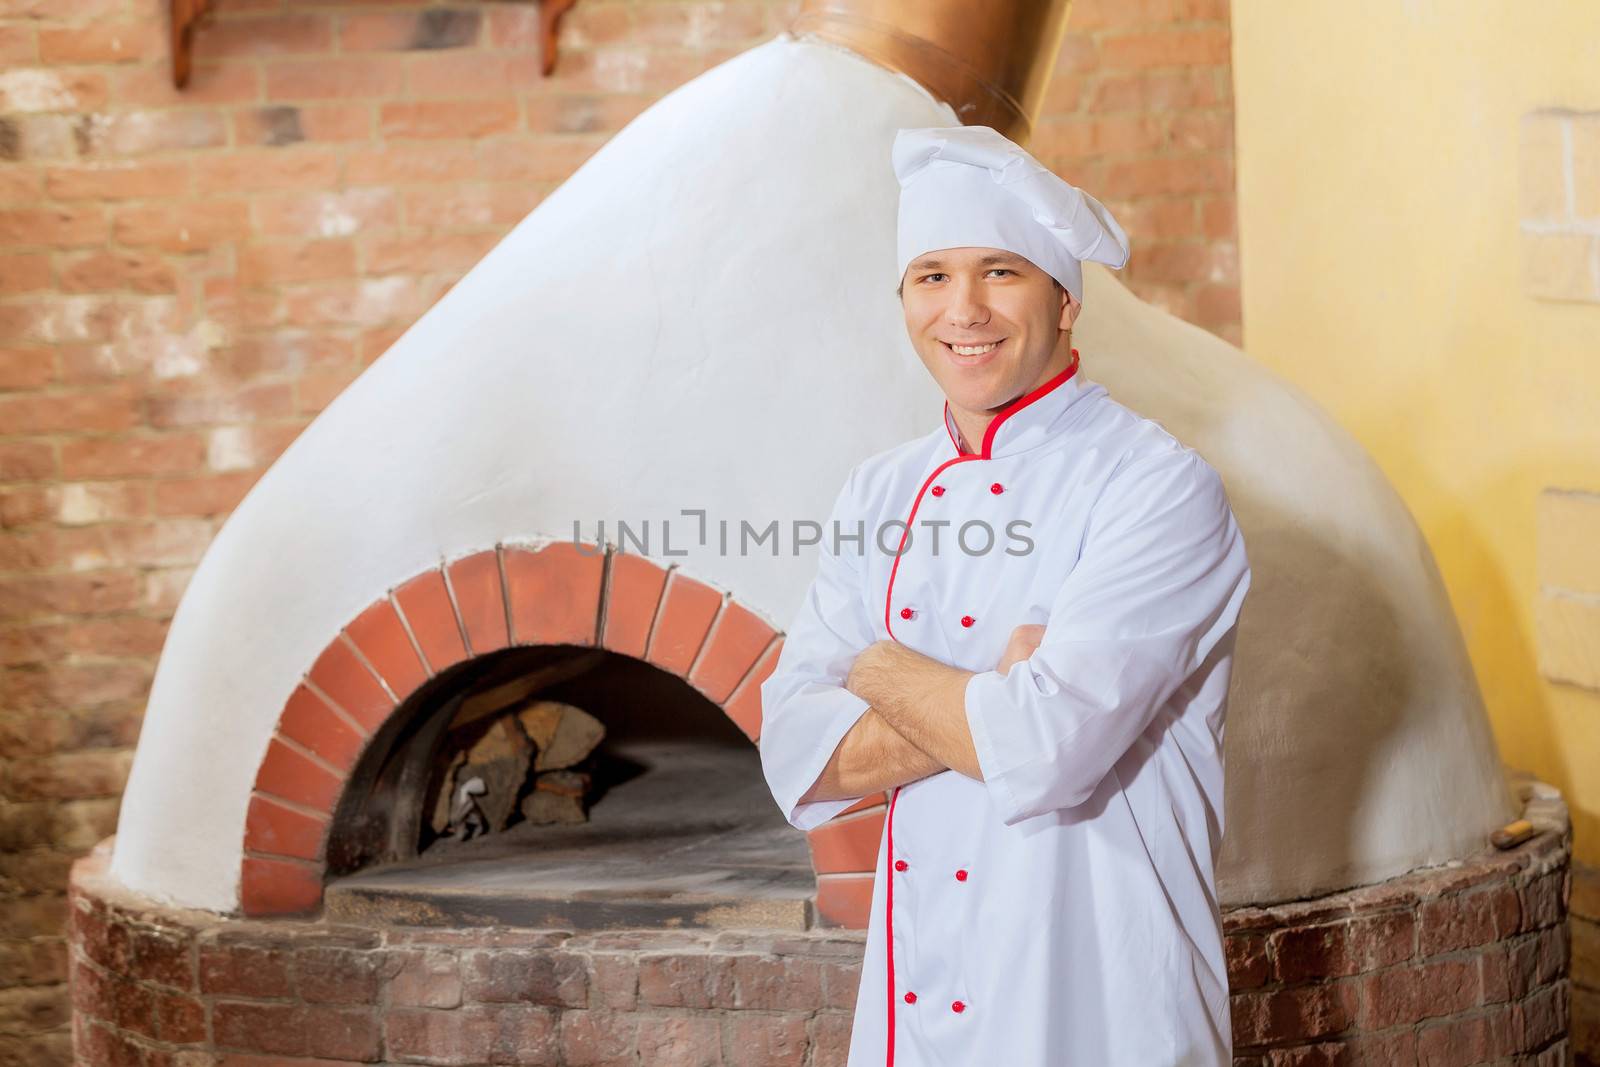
[997,624,1046,675]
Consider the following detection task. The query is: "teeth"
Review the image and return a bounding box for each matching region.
[950,341,998,356]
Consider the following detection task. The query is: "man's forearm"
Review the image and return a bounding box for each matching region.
[847,640,983,780]
[800,707,946,803]
[801,633,1009,806]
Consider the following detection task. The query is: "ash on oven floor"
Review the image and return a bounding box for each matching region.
[323,739,821,931]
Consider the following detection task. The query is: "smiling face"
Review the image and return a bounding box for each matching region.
[899,247,1081,430]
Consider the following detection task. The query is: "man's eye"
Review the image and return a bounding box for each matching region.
[918,270,1012,281]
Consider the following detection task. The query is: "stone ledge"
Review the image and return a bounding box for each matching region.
[68,780,1573,1064]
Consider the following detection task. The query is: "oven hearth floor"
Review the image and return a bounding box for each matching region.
[323,740,821,931]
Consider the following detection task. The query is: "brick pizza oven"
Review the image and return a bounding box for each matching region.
[67,1,1572,1063]
[230,542,884,930]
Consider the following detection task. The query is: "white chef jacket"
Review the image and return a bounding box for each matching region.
[759,353,1251,1066]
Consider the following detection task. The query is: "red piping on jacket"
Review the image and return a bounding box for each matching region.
[885,783,901,1066]
[879,349,1080,1067]
[883,349,1081,642]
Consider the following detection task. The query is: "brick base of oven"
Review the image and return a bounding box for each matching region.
[1223,824,1572,1065]
[68,837,862,1067]
[68,820,1572,1066]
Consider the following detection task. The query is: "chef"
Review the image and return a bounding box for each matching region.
[758,124,1253,1066]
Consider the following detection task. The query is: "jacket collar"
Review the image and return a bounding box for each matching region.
[942,348,1089,459]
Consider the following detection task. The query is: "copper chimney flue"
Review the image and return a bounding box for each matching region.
[789,0,1073,144]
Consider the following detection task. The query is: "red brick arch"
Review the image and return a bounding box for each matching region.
[240,541,886,927]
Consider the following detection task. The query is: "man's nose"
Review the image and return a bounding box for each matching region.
[944,277,990,326]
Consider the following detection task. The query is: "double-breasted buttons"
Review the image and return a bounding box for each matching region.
[891,442,1003,1037]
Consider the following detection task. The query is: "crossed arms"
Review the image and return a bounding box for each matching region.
[798,625,1045,803]
[764,448,1251,829]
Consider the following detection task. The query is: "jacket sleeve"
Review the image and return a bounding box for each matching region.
[963,446,1251,825]
[758,465,879,831]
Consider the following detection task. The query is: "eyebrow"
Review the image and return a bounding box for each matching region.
[908,252,1029,271]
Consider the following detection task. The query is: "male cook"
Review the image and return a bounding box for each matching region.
[758,124,1252,1066]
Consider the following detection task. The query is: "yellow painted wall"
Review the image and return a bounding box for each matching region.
[1231,3,1600,864]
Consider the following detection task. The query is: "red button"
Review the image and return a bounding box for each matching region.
[931,485,945,497]
[952,1000,966,1013]
[894,859,908,872]
[955,869,968,881]
[990,482,1004,494]
[960,615,975,627]
[904,991,918,1004]
[900,606,914,620]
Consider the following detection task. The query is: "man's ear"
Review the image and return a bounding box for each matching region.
[1059,287,1082,330]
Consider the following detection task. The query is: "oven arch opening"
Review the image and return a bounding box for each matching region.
[240,543,884,929]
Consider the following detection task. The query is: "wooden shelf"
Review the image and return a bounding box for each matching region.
[171,0,582,88]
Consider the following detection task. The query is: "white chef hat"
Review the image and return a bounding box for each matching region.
[893,125,1130,305]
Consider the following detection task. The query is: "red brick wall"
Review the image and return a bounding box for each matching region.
[70,841,867,1067]
[64,825,1571,1065]
[1035,0,1239,342]
[1,2,1240,1062]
